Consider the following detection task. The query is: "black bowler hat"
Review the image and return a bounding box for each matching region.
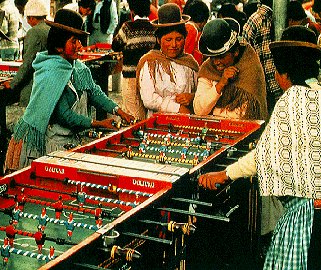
[270,25,321,59]
[45,9,89,36]
[151,3,190,27]
[199,18,240,57]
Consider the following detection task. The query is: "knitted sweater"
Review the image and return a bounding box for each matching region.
[112,18,156,78]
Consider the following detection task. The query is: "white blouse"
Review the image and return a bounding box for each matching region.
[139,61,197,118]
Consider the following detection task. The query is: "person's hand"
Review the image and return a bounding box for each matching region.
[178,105,191,114]
[198,171,229,190]
[91,118,118,130]
[215,66,239,95]
[175,93,194,106]
[2,80,11,90]
[116,108,135,124]
[221,66,239,84]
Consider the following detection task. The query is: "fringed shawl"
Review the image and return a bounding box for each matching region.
[13,51,98,155]
[136,49,199,91]
[198,43,268,121]
[256,80,321,199]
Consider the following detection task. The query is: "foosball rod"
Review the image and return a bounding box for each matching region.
[171,197,213,207]
[12,182,138,208]
[140,128,234,143]
[157,207,230,222]
[65,179,153,198]
[8,247,55,261]
[18,212,98,231]
[84,194,138,208]
[122,232,172,245]
[13,182,74,197]
[0,226,77,245]
[74,263,110,270]
[24,197,121,218]
[154,122,243,135]
[139,220,196,234]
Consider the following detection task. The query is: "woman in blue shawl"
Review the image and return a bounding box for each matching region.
[5,9,134,172]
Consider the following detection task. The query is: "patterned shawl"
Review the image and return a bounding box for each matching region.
[198,43,268,121]
[136,49,199,91]
[256,79,321,199]
[13,51,98,154]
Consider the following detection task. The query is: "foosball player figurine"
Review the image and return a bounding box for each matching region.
[194,135,201,145]
[201,123,209,140]
[138,139,147,154]
[65,213,75,240]
[53,195,64,220]
[201,141,212,160]
[192,154,199,166]
[34,226,45,254]
[159,144,167,164]
[181,145,188,160]
[1,238,10,267]
[46,246,55,263]
[77,185,86,208]
[5,220,16,248]
[16,188,26,211]
[126,146,134,159]
[145,133,151,145]
[12,203,21,225]
[165,132,172,144]
[95,203,103,228]
[164,135,171,147]
[38,208,49,231]
[135,128,144,138]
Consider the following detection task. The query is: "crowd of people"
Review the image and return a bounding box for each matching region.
[0,0,321,269]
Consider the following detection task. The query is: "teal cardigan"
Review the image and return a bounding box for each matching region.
[14,51,117,154]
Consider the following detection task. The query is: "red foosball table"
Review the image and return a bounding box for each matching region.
[0,113,264,269]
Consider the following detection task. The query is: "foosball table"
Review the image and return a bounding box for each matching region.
[0,113,264,269]
[78,43,123,121]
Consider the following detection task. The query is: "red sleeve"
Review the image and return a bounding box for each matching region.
[184,23,198,55]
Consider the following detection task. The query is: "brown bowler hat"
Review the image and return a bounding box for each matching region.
[151,3,190,27]
[45,9,89,36]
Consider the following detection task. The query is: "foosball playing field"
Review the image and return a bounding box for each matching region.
[0,197,99,269]
[73,113,264,174]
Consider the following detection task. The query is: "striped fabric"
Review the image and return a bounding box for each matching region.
[264,198,314,270]
[112,19,156,78]
[242,4,281,97]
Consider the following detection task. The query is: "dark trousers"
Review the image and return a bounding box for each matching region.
[308,208,321,269]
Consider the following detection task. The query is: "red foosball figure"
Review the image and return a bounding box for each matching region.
[53,195,64,220]
[5,220,16,247]
[95,203,103,227]
[34,226,45,254]
[65,213,75,240]
[1,238,10,267]
[16,188,26,211]
[46,246,55,262]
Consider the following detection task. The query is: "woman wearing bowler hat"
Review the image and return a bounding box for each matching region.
[136,3,199,118]
[199,25,321,269]
[5,9,134,171]
[193,18,268,121]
